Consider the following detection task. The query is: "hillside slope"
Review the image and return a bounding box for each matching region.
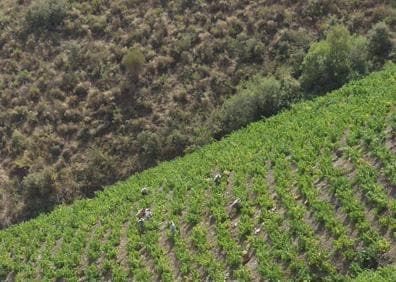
[1,66,396,281]
[1,0,395,227]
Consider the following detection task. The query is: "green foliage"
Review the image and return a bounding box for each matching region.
[215,75,299,135]
[22,168,56,213]
[368,22,394,67]
[22,169,54,197]
[353,265,396,282]
[25,0,68,32]
[300,25,369,95]
[273,29,313,75]
[136,131,161,168]
[11,130,27,155]
[122,48,145,77]
[77,148,118,196]
[304,0,337,18]
[228,34,266,64]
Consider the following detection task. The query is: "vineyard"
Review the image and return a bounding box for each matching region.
[0,66,395,281]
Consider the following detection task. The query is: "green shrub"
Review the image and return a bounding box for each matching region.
[300,25,368,95]
[368,22,394,67]
[60,72,78,92]
[88,15,107,34]
[174,33,193,55]
[122,47,145,77]
[77,148,118,196]
[228,34,265,64]
[273,29,313,76]
[16,70,32,86]
[136,131,161,168]
[22,169,54,197]
[216,91,257,134]
[22,168,56,213]
[25,0,68,32]
[163,129,190,158]
[214,75,299,135]
[304,0,337,19]
[11,130,28,155]
[353,265,396,282]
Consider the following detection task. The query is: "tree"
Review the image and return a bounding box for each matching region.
[136,131,161,168]
[77,148,118,197]
[300,25,368,95]
[368,22,393,68]
[214,75,299,135]
[25,0,68,32]
[22,168,57,214]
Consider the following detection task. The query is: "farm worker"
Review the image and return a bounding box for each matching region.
[144,208,153,219]
[170,221,177,236]
[213,173,221,185]
[136,208,153,220]
[230,198,242,211]
[137,218,145,233]
[136,208,145,219]
[141,187,149,195]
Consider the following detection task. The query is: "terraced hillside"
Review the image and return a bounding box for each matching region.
[1,66,395,281]
[1,0,395,227]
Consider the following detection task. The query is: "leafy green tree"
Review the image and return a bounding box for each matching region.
[136,130,161,168]
[22,168,57,214]
[214,75,299,135]
[77,148,118,196]
[368,22,394,67]
[300,25,368,95]
[25,0,68,32]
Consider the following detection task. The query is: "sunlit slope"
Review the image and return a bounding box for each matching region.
[1,66,395,281]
